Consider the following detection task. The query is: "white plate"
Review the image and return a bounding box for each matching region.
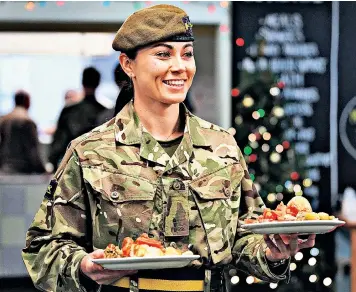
[241,220,345,235]
[92,255,200,270]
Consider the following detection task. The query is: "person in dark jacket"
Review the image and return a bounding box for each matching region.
[0,90,46,174]
[49,67,106,170]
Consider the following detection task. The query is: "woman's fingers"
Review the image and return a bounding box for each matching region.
[263,235,281,255]
[298,234,316,249]
[273,234,288,254]
[288,234,299,256]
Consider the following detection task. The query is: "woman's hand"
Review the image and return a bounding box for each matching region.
[263,234,316,262]
[80,249,137,285]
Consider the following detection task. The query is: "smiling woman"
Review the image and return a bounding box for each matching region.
[22,4,315,292]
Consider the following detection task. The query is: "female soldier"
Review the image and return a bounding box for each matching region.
[22,4,315,292]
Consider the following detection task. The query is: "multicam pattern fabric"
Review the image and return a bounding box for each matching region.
[22,101,290,292]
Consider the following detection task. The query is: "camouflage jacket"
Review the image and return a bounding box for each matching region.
[22,101,290,292]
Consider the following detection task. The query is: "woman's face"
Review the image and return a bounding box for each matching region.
[130,41,196,105]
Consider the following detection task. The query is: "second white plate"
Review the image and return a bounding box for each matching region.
[92,255,200,270]
[240,220,345,235]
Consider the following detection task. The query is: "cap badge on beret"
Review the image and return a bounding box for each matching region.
[182,16,193,37]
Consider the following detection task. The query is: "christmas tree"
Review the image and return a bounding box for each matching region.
[228,38,335,292]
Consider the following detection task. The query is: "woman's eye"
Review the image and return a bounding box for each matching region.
[156,51,170,58]
[184,51,194,58]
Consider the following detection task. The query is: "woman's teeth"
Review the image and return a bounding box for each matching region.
[164,80,184,86]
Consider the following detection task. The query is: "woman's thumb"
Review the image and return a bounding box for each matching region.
[90,249,105,259]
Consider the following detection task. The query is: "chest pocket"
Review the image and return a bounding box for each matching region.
[83,167,157,248]
[189,163,244,264]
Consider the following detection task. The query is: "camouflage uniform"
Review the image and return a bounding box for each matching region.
[22,101,290,292]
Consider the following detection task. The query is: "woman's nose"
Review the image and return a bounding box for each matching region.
[170,56,185,73]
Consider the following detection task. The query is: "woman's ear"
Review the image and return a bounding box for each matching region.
[119,53,135,78]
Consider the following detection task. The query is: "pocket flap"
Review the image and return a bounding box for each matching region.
[189,163,244,200]
[83,168,156,202]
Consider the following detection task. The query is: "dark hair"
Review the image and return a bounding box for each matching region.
[14,90,30,109]
[82,67,101,89]
[114,49,138,115]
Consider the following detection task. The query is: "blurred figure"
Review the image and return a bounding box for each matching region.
[64,89,81,107]
[49,67,106,170]
[0,90,46,174]
[96,63,126,125]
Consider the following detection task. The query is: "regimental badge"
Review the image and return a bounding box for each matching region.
[182,16,193,36]
[44,179,58,200]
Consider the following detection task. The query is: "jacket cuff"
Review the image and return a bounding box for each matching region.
[257,244,291,283]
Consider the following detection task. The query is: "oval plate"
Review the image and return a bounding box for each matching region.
[92,255,200,270]
[241,220,345,235]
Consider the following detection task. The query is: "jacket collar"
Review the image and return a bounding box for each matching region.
[114,100,213,147]
[113,100,215,169]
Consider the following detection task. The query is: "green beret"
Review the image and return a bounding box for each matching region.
[112,4,194,52]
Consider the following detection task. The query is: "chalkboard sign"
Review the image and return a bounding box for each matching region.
[232,1,332,213]
[338,2,356,195]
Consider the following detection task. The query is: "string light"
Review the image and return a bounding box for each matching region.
[275,185,283,192]
[276,193,284,201]
[231,88,240,97]
[219,24,229,33]
[323,277,332,286]
[290,263,297,271]
[249,154,257,163]
[293,185,302,193]
[308,257,317,266]
[262,144,270,152]
[303,178,313,187]
[56,1,65,6]
[272,106,284,118]
[242,95,254,107]
[39,1,46,7]
[231,276,239,284]
[25,1,35,11]
[294,252,303,261]
[277,81,285,89]
[258,126,267,134]
[310,248,319,256]
[246,276,254,284]
[276,144,283,153]
[208,4,216,13]
[269,117,278,125]
[250,141,259,149]
[252,111,260,120]
[270,152,281,163]
[250,173,255,181]
[290,171,300,180]
[270,87,280,96]
[220,1,229,8]
[282,140,290,149]
[236,38,245,47]
[295,190,303,196]
[269,283,278,289]
[267,193,276,202]
[257,109,265,117]
[309,275,317,283]
[248,133,257,142]
[235,115,243,125]
[284,180,292,188]
[263,132,271,141]
[102,1,110,6]
[244,146,252,155]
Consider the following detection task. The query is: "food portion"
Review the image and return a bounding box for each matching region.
[104,233,194,258]
[244,196,337,224]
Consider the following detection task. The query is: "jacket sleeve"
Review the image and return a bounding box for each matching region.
[22,148,98,292]
[231,147,290,283]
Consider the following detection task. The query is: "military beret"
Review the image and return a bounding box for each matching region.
[112,4,194,52]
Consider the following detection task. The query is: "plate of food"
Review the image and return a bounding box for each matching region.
[92,233,200,270]
[241,196,345,235]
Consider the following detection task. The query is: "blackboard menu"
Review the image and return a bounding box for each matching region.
[232,2,332,213]
[338,2,356,195]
